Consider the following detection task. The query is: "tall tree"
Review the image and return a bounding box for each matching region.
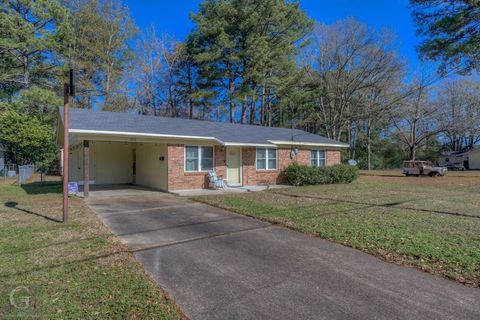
[357,81,404,170]
[299,18,404,151]
[411,0,480,74]
[133,28,211,118]
[66,0,137,110]
[0,0,71,93]
[437,79,480,151]
[188,0,312,124]
[132,27,164,116]
[390,73,445,160]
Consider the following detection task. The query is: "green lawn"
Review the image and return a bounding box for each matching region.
[195,171,480,286]
[0,183,183,319]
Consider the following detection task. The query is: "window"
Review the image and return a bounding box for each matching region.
[185,146,214,172]
[256,148,277,170]
[311,150,326,167]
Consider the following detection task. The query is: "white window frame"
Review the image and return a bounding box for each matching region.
[256,147,277,171]
[311,150,327,167]
[184,145,215,172]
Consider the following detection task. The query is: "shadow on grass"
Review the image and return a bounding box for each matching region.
[4,201,62,223]
[273,191,480,219]
[0,215,244,256]
[20,182,62,195]
[360,174,405,178]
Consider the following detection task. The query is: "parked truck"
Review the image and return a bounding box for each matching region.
[402,161,447,177]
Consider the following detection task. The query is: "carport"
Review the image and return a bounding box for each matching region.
[56,107,224,196]
[67,139,169,194]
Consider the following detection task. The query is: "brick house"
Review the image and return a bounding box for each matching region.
[58,108,347,192]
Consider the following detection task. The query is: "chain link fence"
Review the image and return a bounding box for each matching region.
[2,164,17,180]
[18,165,35,185]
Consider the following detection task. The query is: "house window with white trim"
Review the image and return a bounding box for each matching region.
[256,148,277,170]
[311,150,326,167]
[185,146,214,172]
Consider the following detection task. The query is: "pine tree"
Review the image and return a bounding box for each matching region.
[188,0,312,124]
[0,0,71,92]
[411,0,480,74]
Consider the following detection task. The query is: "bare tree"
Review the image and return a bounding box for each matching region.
[68,0,137,109]
[133,28,210,118]
[437,79,480,151]
[358,83,403,169]
[300,18,405,161]
[133,29,185,116]
[390,73,445,160]
[132,26,164,115]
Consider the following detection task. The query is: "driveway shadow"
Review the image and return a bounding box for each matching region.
[273,191,480,219]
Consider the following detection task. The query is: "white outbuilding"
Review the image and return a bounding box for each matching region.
[467,148,480,169]
[438,147,480,170]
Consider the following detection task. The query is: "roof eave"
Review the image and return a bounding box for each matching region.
[223,142,276,147]
[267,140,349,148]
[69,129,225,144]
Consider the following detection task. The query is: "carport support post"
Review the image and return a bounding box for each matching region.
[83,140,89,198]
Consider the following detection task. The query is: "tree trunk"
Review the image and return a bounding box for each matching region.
[367,120,372,170]
[410,120,417,160]
[410,145,416,161]
[348,122,356,160]
[240,95,247,124]
[249,84,257,124]
[267,87,272,127]
[187,64,193,119]
[188,98,193,119]
[229,80,235,123]
[260,84,266,125]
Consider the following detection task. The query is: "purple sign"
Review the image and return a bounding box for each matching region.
[68,182,78,195]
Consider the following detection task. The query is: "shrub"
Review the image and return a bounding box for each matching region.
[284,163,359,186]
[284,164,318,186]
[324,164,359,183]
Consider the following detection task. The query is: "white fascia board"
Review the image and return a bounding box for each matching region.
[268,140,349,148]
[223,142,276,147]
[69,129,225,144]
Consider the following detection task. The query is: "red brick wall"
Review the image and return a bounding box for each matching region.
[167,144,206,190]
[215,146,226,179]
[167,144,226,191]
[326,150,341,166]
[242,147,312,186]
[167,144,342,190]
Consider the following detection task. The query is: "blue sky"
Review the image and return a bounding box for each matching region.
[125,0,420,70]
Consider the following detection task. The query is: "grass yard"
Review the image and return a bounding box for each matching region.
[195,171,480,287]
[0,182,184,319]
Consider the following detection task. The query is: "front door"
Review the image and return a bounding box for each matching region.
[226,147,241,186]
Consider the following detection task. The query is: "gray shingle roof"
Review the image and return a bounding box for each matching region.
[60,107,347,147]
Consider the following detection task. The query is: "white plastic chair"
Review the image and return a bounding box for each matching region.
[208,171,227,189]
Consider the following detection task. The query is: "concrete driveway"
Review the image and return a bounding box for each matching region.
[87,186,480,320]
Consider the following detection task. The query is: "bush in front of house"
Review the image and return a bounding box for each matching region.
[283,164,318,186]
[284,163,359,186]
[323,164,359,183]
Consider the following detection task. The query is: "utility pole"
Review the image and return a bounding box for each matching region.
[63,69,75,222]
